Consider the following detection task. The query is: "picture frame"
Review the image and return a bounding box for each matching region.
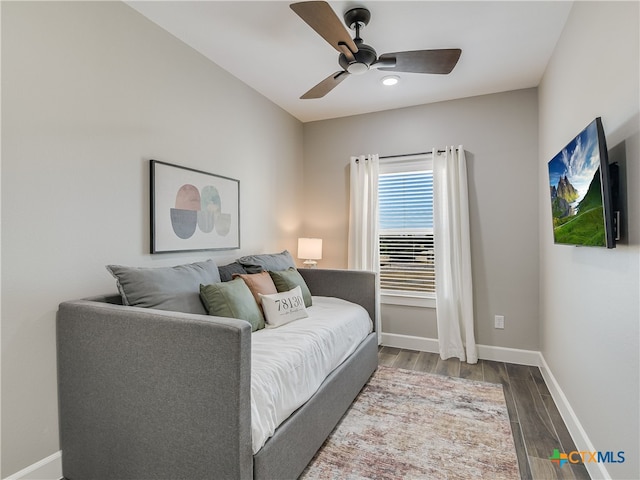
[150,160,240,253]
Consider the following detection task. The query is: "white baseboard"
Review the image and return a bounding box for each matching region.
[380,332,541,366]
[476,343,541,366]
[538,355,611,480]
[380,332,439,353]
[3,451,62,480]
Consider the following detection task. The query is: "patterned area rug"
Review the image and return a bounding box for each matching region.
[301,366,520,480]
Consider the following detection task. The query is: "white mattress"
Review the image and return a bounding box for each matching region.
[250,296,373,454]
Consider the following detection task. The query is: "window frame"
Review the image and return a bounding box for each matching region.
[378,154,436,308]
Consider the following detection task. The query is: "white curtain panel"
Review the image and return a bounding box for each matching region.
[348,154,381,339]
[433,146,478,364]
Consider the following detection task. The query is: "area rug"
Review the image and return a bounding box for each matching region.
[301,366,520,480]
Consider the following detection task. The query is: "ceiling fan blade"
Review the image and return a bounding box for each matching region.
[378,49,462,74]
[290,2,358,56]
[301,71,350,99]
[337,43,356,63]
[371,56,396,69]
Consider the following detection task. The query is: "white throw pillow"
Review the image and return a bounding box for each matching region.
[259,286,309,327]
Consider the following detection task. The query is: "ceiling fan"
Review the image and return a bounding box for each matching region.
[290,1,462,99]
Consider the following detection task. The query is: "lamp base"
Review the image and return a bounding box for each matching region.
[303,259,318,268]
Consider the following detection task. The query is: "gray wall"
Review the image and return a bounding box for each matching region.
[302,89,540,350]
[1,2,303,476]
[538,2,639,478]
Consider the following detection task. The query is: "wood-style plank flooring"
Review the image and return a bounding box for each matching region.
[379,346,591,480]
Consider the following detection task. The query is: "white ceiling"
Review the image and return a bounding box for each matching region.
[127,1,573,123]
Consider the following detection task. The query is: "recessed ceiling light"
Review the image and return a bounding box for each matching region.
[381,75,400,86]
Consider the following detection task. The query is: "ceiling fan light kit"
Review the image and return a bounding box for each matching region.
[290,1,462,99]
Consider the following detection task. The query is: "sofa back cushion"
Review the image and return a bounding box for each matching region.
[217,261,248,282]
[237,250,295,274]
[106,260,220,315]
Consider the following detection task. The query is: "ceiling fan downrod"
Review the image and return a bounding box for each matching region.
[339,7,376,74]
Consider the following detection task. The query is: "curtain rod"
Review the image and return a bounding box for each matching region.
[380,150,446,159]
[355,150,448,162]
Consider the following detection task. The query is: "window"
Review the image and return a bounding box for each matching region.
[378,155,435,306]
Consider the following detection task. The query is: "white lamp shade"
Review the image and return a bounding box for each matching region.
[297,238,323,260]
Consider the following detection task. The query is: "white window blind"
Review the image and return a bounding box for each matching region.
[378,159,435,299]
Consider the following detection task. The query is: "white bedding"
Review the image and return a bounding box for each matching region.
[250,296,373,454]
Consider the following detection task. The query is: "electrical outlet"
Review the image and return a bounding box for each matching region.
[494,315,505,329]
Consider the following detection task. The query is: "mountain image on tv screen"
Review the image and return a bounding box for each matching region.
[548,120,607,247]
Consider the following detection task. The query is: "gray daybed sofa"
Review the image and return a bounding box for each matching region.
[57,266,378,480]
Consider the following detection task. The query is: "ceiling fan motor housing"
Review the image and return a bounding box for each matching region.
[339,40,377,74]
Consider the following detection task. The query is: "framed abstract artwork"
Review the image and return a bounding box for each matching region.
[150,160,240,253]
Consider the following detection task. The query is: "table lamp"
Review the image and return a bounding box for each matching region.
[298,238,322,268]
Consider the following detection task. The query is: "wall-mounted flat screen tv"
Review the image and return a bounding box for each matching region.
[547,117,616,248]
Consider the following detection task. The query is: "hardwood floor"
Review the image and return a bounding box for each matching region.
[379,346,591,480]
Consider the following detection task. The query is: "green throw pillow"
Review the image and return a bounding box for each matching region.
[200,279,265,332]
[268,268,312,308]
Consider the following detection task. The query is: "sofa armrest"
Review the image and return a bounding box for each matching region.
[57,300,253,480]
[297,268,377,328]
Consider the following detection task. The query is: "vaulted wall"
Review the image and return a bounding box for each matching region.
[1,2,303,476]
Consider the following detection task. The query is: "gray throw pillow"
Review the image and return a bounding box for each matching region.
[217,261,248,282]
[106,259,221,315]
[269,267,313,308]
[237,250,296,274]
[200,279,265,331]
